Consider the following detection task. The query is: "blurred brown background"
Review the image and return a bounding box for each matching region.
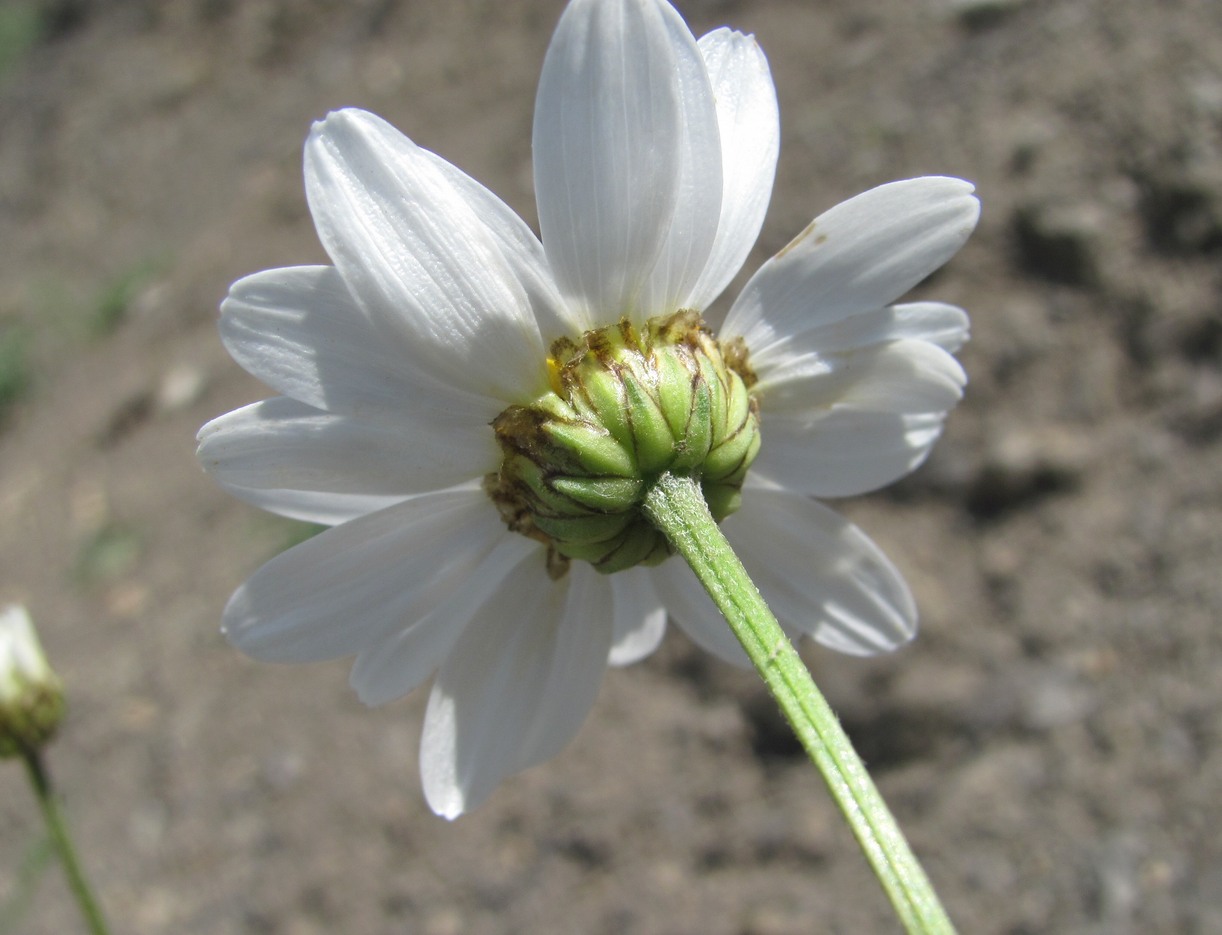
[1,0,1220,932]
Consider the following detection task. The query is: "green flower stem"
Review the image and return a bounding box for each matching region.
[642,471,956,935]
[20,748,111,935]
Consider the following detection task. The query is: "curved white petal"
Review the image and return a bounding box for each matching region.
[349,535,539,706]
[421,557,615,818]
[608,566,667,666]
[754,338,966,417]
[764,301,970,357]
[724,178,980,359]
[633,5,723,320]
[305,108,547,403]
[685,28,779,315]
[220,266,500,428]
[198,397,495,496]
[414,149,580,340]
[724,488,916,655]
[752,409,947,498]
[649,557,750,667]
[214,481,407,526]
[223,489,503,664]
[532,0,685,321]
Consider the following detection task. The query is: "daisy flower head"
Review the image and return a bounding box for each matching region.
[199,0,979,818]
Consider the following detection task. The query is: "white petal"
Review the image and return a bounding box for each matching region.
[608,567,667,666]
[197,397,495,496]
[724,487,917,655]
[305,108,547,403]
[532,0,685,321]
[349,535,538,706]
[414,149,581,339]
[649,557,750,667]
[421,557,614,818]
[868,301,970,354]
[765,301,970,356]
[754,339,966,416]
[214,481,406,526]
[223,489,503,664]
[724,178,980,357]
[634,6,723,319]
[752,409,947,498]
[685,28,780,314]
[0,605,46,679]
[220,266,500,428]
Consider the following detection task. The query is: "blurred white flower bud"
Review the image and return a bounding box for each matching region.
[0,604,65,757]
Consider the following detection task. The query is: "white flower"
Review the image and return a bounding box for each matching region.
[198,0,979,817]
[0,604,64,757]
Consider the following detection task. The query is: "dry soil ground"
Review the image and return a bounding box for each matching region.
[1,0,1221,933]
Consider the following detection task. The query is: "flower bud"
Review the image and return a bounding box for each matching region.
[0,604,65,758]
[487,311,760,575]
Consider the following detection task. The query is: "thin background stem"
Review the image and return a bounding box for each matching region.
[20,748,111,935]
[643,471,956,935]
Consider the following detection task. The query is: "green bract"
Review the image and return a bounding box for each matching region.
[487,311,760,576]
